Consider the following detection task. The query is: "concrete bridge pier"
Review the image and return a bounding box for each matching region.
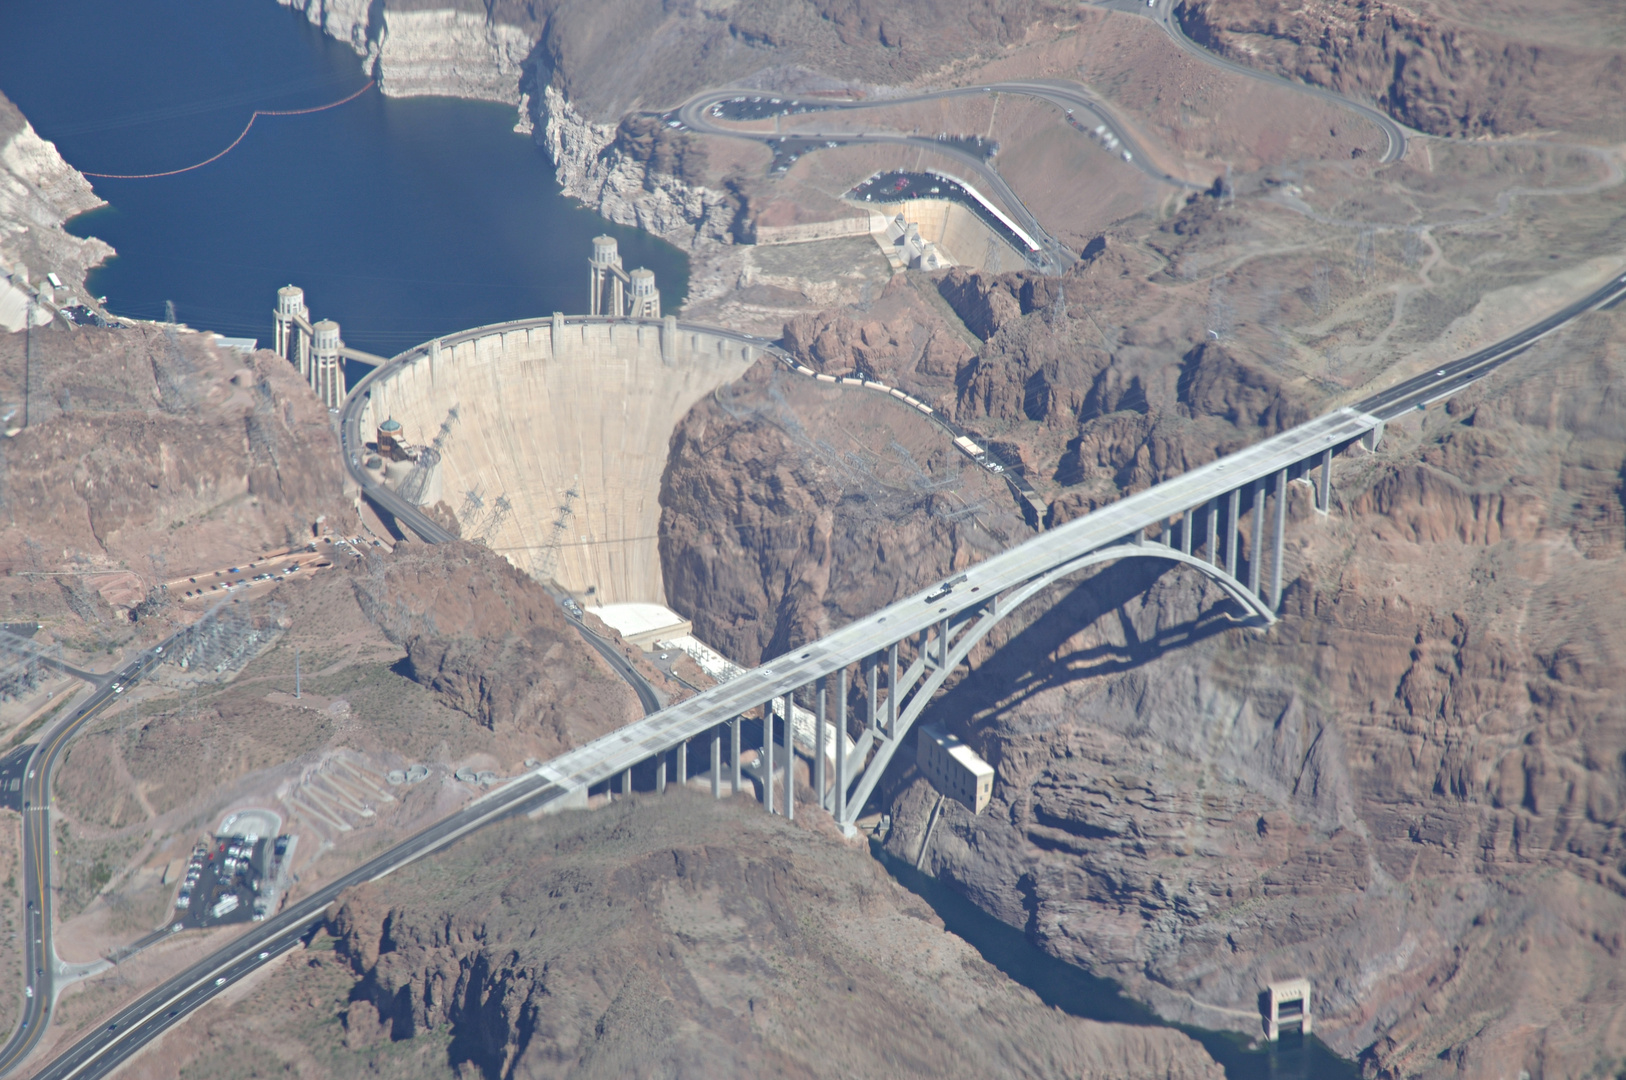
[814,680,828,812]
[783,695,794,820]
[710,728,722,798]
[731,717,742,794]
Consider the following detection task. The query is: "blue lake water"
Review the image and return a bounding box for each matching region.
[0,0,687,366]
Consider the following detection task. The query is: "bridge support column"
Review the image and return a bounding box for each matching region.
[1248,480,1265,596]
[711,727,721,799]
[784,693,795,821]
[866,656,879,734]
[835,669,848,827]
[731,717,741,795]
[1206,498,1218,565]
[1362,421,1384,452]
[815,679,827,811]
[1271,469,1288,611]
[1226,489,1241,578]
[1317,447,1333,513]
[656,752,667,793]
[1181,508,1194,555]
[621,766,632,798]
[764,702,775,813]
[887,643,899,736]
[677,740,687,786]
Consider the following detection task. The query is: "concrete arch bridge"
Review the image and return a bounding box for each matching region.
[339,270,1626,832]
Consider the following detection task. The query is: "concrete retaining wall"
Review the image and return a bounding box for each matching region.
[869,199,1024,273]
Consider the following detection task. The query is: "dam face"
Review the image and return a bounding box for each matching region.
[358,316,756,604]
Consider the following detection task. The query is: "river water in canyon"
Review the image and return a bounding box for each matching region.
[4,4,1358,1076]
[878,850,1360,1080]
[0,0,686,366]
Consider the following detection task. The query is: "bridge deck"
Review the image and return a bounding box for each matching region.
[538,406,1380,794]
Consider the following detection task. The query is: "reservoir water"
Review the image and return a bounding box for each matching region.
[0,0,687,365]
[3,6,1357,1077]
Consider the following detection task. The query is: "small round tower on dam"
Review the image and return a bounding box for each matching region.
[346,246,759,605]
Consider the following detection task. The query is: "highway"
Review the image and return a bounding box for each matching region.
[27,772,572,1080]
[1354,270,1626,419]
[0,633,182,1076]
[23,266,1626,1080]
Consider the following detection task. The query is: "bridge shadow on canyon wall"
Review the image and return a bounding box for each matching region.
[917,555,1253,739]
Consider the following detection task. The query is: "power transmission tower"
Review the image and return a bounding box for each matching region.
[537,480,579,580]
[457,488,485,538]
[475,495,512,547]
[398,407,458,505]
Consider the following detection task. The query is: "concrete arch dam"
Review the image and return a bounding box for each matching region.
[354,315,759,604]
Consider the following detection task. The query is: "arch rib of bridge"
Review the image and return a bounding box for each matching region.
[829,541,1275,828]
[515,408,1381,832]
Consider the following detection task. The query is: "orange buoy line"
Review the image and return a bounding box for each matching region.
[80,80,375,180]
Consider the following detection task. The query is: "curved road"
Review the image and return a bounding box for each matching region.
[28,772,572,1080]
[673,80,1204,271]
[0,636,180,1075]
[1146,0,1408,164]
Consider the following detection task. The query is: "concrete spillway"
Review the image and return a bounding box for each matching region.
[357,316,757,604]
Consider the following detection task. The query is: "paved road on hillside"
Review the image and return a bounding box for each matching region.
[26,265,1626,1080]
[26,774,571,1080]
[674,80,1192,272]
[0,636,180,1076]
[1139,0,1408,163]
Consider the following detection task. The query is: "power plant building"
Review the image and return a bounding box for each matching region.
[916,724,994,814]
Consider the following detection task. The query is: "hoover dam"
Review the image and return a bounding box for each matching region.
[346,251,761,606]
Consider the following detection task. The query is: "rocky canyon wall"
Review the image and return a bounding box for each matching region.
[0,325,356,624]
[0,91,112,330]
[659,261,1626,1075]
[314,798,1224,1080]
[1175,0,1626,141]
[273,0,1072,253]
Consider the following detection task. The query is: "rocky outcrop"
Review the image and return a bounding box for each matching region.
[351,540,645,740]
[540,86,739,251]
[272,0,1076,252]
[321,796,1223,1080]
[0,91,112,328]
[662,257,1626,1071]
[374,8,535,103]
[0,326,354,624]
[1175,0,1626,140]
[278,0,373,56]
